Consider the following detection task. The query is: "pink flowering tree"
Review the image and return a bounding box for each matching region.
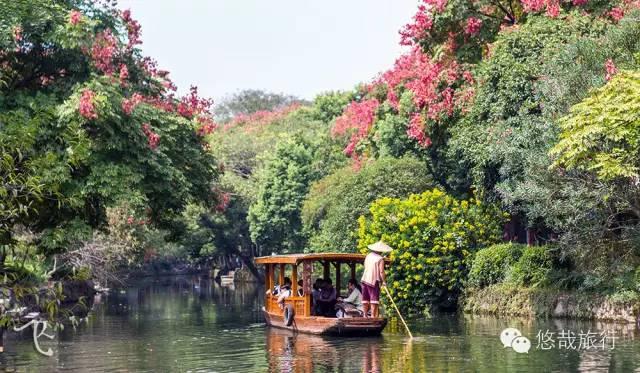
[0,0,219,281]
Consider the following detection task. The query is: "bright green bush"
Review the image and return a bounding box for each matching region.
[467,243,526,288]
[550,71,640,181]
[508,246,553,288]
[357,188,506,313]
[302,156,436,252]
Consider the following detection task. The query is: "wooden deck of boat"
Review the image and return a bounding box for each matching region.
[263,307,387,336]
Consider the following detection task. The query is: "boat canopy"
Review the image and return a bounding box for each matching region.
[255,253,371,265]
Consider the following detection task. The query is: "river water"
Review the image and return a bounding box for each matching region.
[1,276,639,372]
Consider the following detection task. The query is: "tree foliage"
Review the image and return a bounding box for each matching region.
[0,0,217,282]
[214,89,307,123]
[302,156,436,252]
[248,138,316,254]
[551,71,640,181]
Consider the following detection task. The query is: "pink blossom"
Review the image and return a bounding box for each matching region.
[609,7,625,22]
[545,0,560,17]
[69,10,82,25]
[605,59,617,81]
[462,70,475,84]
[378,47,463,121]
[118,64,129,85]
[141,123,160,150]
[521,0,545,12]
[332,99,380,158]
[121,9,142,49]
[79,89,98,120]
[122,93,143,115]
[224,104,301,130]
[91,29,118,75]
[399,5,433,46]
[424,0,448,13]
[572,0,587,6]
[177,86,213,119]
[464,17,483,36]
[196,116,217,136]
[406,113,432,148]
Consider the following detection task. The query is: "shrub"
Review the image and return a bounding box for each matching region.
[357,188,506,313]
[467,243,526,288]
[508,246,553,288]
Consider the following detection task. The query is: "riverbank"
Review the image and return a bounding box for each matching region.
[462,284,640,324]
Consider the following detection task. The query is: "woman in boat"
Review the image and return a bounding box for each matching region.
[336,279,363,318]
[276,277,292,309]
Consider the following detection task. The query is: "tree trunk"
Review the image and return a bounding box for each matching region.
[239,253,264,283]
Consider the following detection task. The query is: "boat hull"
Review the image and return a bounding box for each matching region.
[262,307,387,336]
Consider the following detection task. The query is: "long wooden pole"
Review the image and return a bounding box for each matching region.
[383,285,413,339]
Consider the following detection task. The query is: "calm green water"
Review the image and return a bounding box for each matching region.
[1,276,639,372]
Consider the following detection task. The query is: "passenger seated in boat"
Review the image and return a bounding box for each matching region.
[297,280,304,296]
[276,277,292,309]
[335,279,364,318]
[311,279,324,315]
[316,278,337,317]
[266,276,292,296]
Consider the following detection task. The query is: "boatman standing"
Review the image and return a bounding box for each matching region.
[361,241,392,318]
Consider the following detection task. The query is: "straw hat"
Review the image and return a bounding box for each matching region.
[367,241,393,253]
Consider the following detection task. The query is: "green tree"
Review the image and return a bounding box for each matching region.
[551,71,640,181]
[0,0,217,281]
[214,89,307,123]
[302,156,436,252]
[248,137,316,254]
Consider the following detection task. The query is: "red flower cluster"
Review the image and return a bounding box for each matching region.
[224,103,301,130]
[122,93,143,115]
[79,89,98,119]
[91,29,118,75]
[176,86,213,119]
[196,116,217,136]
[407,114,432,148]
[609,7,625,21]
[605,59,617,81]
[399,5,433,46]
[520,0,562,16]
[141,123,160,150]
[119,64,129,85]
[121,9,142,49]
[332,99,379,157]
[425,0,448,13]
[464,17,483,36]
[379,47,463,119]
[69,10,82,25]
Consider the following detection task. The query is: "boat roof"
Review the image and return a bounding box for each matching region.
[255,253,373,265]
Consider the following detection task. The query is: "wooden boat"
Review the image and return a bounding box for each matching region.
[255,253,388,336]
